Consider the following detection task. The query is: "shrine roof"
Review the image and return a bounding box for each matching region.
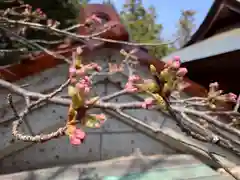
[162,28,240,64]
[185,0,240,47]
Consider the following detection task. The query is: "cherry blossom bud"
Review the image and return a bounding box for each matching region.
[76,69,85,76]
[83,76,91,84]
[171,59,181,69]
[69,67,76,74]
[76,83,85,90]
[70,78,77,84]
[69,128,86,145]
[173,56,181,62]
[226,93,237,102]
[95,114,106,121]
[84,86,90,94]
[141,98,155,109]
[95,123,100,128]
[176,67,188,77]
[125,82,138,93]
[209,82,219,92]
[164,60,173,68]
[129,75,140,82]
[76,47,83,55]
[36,8,41,12]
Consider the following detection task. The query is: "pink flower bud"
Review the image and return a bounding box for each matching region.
[141,98,155,109]
[209,82,219,89]
[129,75,140,82]
[173,56,181,62]
[76,69,85,76]
[227,93,237,102]
[171,60,180,69]
[95,114,106,121]
[69,67,76,74]
[76,47,83,55]
[74,128,86,139]
[70,136,82,145]
[83,76,90,83]
[36,8,41,12]
[176,67,188,77]
[95,123,100,128]
[94,65,102,72]
[164,60,173,68]
[125,82,138,93]
[76,83,85,90]
[84,86,90,94]
[70,78,77,83]
[209,82,219,92]
[69,128,85,145]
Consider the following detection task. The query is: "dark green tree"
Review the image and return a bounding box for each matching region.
[120,0,171,58]
[23,0,83,27]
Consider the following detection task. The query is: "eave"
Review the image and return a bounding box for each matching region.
[162,28,240,64]
[184,0,240,47]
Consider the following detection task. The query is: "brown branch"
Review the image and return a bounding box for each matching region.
[8,79,70,142]
[171,105,240,137]
[1,27,72,64]
[0,17,179,46]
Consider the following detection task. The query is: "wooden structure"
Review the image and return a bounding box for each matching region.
[0,3,239,178]
[162,0,240,94]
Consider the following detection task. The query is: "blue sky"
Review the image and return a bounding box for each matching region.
[90,0,214,40]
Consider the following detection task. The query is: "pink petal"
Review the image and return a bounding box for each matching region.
[70,136,82,145]
[209,82,219,88]
[76,47,83,55]
[69,67,76,73]
[84,87,90,94]
[125,83,138,93]
[74,129,86,139]
[129,75,140,82]
[95,114,106,121]
[76,83,85,90]
[70,78,77,83]
[141,103,147,109]
[76,69,85,76]
[100,120,105,124]
[165,60,173,67]
[144,98,154,105]
[176,68,188,76]
[95,123,100,128]
[171,61,180,69]
[173,56,181,62]
[94,66,101,72]
[83,76,90,82]
[228,93,237,99]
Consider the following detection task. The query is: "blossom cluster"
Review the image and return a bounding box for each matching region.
[23,5,46,19]
[159,56,189,93]
[124,56,190,110]
[207,82,237,109]
[66,47,106,145]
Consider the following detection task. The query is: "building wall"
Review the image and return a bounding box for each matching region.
[0,48,178,174]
